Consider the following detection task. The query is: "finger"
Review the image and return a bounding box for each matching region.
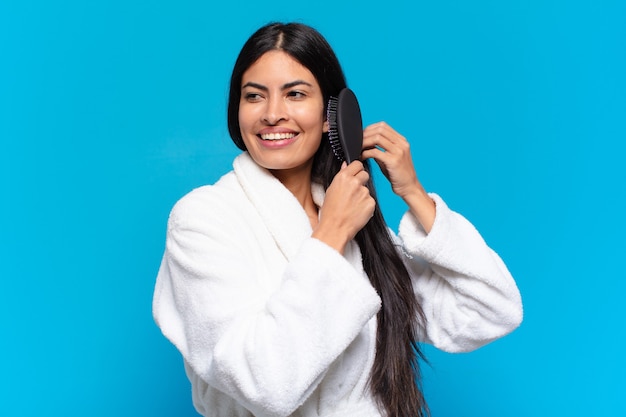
[363,122,405,145]
[343,159,364,175]
[354,169,370,185]
[362,132,396,153]
[363,124,408,152]
[361,147,393,167]
[363,121,392,134]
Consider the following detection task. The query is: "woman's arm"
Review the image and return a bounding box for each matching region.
[362,121,522,351]
[396,194,523,352]
[153,186,381,417]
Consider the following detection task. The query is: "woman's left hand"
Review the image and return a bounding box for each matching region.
[361,121,436,232]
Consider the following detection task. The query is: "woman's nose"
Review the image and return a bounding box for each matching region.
[262,97,288,125]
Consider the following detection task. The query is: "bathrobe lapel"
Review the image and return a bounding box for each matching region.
[233,152,365,274]
[233,152,315,261]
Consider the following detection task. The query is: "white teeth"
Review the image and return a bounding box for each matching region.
[260,132,297,140]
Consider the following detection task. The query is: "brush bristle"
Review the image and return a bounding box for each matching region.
[326,96,345,161]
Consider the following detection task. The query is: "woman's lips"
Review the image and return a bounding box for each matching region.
[257,132,299,147]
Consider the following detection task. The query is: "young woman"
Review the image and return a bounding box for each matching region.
[153,22,523,417]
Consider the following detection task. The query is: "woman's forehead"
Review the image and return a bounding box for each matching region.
[242,50,318,87]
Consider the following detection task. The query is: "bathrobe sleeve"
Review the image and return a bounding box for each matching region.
[395,194,523,352]
[152,187,381,417]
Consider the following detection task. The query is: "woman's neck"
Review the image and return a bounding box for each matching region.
[270,165,319,228]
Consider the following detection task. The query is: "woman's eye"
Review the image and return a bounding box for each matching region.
[288,91,306,99]
[244,92,262,101]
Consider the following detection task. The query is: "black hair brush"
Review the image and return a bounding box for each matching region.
[326,88,363,164]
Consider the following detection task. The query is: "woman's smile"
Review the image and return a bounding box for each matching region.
[257,127,300,146]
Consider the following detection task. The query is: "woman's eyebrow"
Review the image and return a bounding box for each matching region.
[241,80,313,91]
[282,80,312,89]
[241,81,267,91]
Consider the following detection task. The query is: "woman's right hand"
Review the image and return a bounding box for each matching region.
[312,161,375,254]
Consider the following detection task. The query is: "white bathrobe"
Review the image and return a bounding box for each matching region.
[153,152,523,417]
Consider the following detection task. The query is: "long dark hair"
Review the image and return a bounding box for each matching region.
[227,22,429,417]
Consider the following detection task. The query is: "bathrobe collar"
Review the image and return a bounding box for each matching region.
[233,152,326,261]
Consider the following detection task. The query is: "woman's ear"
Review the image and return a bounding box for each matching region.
[323,120,329,133]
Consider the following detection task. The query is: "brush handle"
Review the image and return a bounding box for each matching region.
[336,88,364,164]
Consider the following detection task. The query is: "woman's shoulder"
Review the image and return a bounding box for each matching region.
[168,171,248,227]
[181,171,240,202]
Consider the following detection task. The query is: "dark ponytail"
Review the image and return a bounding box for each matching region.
[228,22,430,417]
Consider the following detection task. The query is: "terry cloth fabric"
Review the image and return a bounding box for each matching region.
[153,152,523,417]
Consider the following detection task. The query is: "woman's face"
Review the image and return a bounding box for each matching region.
[238,50,327,175]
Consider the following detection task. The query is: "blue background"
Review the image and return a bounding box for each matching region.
[1,0,624,415]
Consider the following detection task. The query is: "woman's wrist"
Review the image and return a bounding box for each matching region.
[312,225,349,254]
[402,187,436,233]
